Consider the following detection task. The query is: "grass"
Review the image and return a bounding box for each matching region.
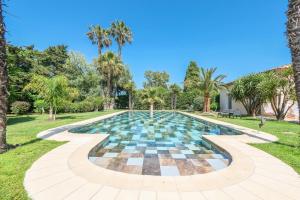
[205,115,300,174]
[0,110,118,200]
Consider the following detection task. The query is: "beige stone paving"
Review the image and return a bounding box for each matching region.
[24,111,300,200]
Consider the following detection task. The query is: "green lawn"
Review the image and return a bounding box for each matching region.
[0,110,118,200]
[206,115,300,174]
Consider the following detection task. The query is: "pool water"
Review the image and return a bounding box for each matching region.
[70,111,240,176]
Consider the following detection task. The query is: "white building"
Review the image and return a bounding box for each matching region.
[220,65,299,121]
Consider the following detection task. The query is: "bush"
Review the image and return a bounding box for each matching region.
[193,96,204,111]
[11,101,31,114]
[61,97,104,113]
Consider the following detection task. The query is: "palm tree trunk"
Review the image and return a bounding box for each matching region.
[105,74,111,110]
[171,95,174,110]
[53,109,57,121]
[203,94,211,112]
[117,44,122,58]
[0,0,8,153]
[287,0,300,124]
[128,93,132,110]
[49,106,53,120]
[97,43,102,58]
[150,103,154,117]
[174,95,177,110]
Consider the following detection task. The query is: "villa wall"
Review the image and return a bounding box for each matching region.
[220,88,299,121]
[262,101,299,121]
[219,89,247,115]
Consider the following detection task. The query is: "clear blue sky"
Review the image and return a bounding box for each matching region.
[6,0,290,88]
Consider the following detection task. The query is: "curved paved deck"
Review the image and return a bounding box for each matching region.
[24,111,300,200]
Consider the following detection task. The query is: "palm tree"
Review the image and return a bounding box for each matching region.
[124,81,136,110]
[200,67,226,112]
[0,0,8,153]
[86,25,111,58]
[110,21,132,58]
[25,75,78,120]
[170,84,181,110]
[141,87,164,117]
[287,0,300,123]
[98,51,125,109]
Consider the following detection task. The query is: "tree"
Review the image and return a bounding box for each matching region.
[182,61,202,109]
[286,0,300,123]
[123,81,136,110]
[259,67,296,120]
[25,75,78,120]
[98,51,125,109]
[6,45,37,104]
[170,84,181,110]
[110,21,132,58]
[230,73,265,117]
[63,51,90,79]
[141,87,164,117]
[143,70,169,88]
[87,25,111,58]
[41,45,69,76]
[200,67,226,112]
[0,0,8,153]
[183,61,201,92]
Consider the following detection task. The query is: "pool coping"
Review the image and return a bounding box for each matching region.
[24,110,300,200]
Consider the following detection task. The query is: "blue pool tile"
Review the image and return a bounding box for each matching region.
[180,150,194,154]
[125,146,136,150]
[132,135,141,140]
[160,166,180,176]
[157,147,168,150]
[137,143,147,147]
[145,150,158,154]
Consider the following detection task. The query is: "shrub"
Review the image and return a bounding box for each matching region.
[193,96,204,111]
[11,101,31,114]
[61,97,104,113]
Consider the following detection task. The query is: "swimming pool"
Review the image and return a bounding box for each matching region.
[70,111,241,176]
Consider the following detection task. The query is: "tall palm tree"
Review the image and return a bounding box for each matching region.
[99,51,125,109]
[287,0,300,123]
[110,21,132,58]
[170,84,181,110]
[86,25,111,58]
[141,87,164,117]
[0,0,8,153]
[200,67,226,112]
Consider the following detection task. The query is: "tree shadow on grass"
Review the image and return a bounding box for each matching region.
[2,138,43,153]
[7,116,36,125]
[273,141,299,148]
[55,115,76,120]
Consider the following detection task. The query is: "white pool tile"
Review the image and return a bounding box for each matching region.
[103,152,119,158]
[206,159,227,170]
[127,158,144,166]
[171,154,186,159]
[160,166,180,176]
